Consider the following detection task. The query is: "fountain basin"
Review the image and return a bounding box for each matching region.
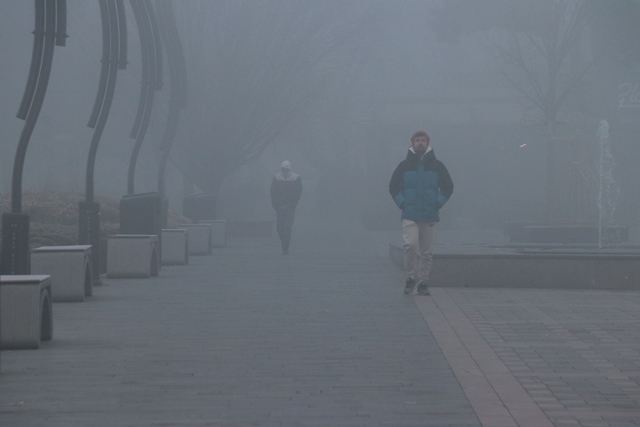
[389,243,640,290]
[504,223,628,244]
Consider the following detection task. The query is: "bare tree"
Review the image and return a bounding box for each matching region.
[431,0,595,220]
[172,0,369,198]
[495,1,594,220]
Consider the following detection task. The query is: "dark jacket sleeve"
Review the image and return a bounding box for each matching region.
[436,161,454,207]
[270,177,277,209]
[293,176,302,205]
[389,162,405,209]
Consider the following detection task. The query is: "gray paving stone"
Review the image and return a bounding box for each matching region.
[442,287,640,426]
[0,224,479,426]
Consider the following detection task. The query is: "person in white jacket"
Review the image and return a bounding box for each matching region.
[270,161,302,254]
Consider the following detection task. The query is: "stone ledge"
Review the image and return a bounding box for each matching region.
[389,244,640,290]
[504,223,629,244]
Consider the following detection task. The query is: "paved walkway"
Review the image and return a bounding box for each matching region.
[2,220,640,426]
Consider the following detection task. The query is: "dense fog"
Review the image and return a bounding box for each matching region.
[1,0,639,239]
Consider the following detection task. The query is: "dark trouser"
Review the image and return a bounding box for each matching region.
[275,206,296,252]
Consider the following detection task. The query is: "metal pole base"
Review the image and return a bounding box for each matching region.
[1,213,31,275]
[79,201,103,286]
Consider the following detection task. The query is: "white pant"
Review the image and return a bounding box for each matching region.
[402,219,436,283]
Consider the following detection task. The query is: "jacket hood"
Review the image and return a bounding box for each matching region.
[406,146,434,162]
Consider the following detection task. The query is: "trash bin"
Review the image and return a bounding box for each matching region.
[183,192,216,222]
[119,192,162,236]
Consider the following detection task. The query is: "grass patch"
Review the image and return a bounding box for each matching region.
[0,191,186,249]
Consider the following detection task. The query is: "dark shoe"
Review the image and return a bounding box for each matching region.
[417,282,431,296]
[403,278,416,295]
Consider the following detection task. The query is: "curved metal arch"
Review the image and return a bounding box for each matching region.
[86,0,112,130]
[12,0,63,213]
[80,0,125,285]
[85,0,123,201]
[146,0,163,90]
[3,0,66,275]
[156,0,187,196]
[128,0,152,140]
[16,0,45,121]
[127,0,161,195]
[55,0,67,46]
[116,0,127,69]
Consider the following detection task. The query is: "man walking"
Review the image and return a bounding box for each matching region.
[271,160,302,255]
[389,130,453,295]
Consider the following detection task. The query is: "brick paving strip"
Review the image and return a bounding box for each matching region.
[414,289,553,427]
[415,287,640,427]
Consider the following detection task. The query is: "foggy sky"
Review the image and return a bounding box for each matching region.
[0,1,638,232]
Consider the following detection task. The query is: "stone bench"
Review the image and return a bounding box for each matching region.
[200,220,227,248]
[31,245,92,302]
[0,275,53,349]
[179,224,212,256]
[107,235,159,278]
[161,229,189,265]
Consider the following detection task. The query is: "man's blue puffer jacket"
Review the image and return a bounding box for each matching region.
[389,147,454,222]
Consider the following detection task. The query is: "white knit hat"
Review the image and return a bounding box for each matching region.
[281,160,291,170]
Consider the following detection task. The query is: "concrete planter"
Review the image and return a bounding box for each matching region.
[107,235,159,278]
[0,275,53,349]
[179,224,212,256]
[31,245,92,302]
[200,220,226,248]
[161,229,189,265]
